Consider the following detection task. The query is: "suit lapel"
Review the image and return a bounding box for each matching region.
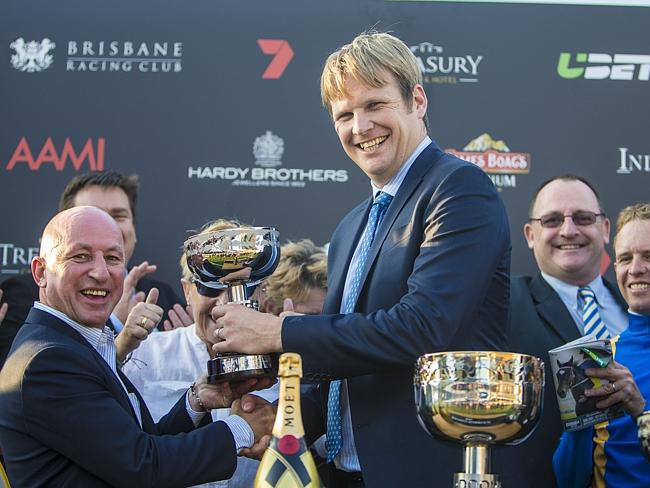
[354,143,439,299]
[529,274,580,343]
[26,308,143,424]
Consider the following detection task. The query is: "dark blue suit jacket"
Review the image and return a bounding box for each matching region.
[283,141,511,487]
[0,308,236,487]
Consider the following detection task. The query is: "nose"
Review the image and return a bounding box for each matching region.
[559,215,579,237]
[88,254,110,281]
[629,255,648,276]
[352,112,372,136]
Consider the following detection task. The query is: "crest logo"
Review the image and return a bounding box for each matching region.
[10,37,56,72]
[253,131,284,167]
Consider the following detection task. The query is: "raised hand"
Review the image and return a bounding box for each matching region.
[163,303,194,330]
[113,261,157,324]
[115,288,162,362]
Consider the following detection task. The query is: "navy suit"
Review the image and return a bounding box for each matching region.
[0,308,236,487]
[283,141,511,487]
[494,273,626,488]
[0,272,183,369]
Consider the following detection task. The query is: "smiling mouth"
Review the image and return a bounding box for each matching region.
[81,289,108,297]
[556,244,584,250]
[629,283,650,290]
[358,136,387,152]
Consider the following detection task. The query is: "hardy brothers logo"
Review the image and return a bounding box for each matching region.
[446,133,531,190]
[5,137,105,171]
[0,243,39,275]
[410,42,482,84]
[616,147,650,174]
[558,52,650,81]
[10,38,55,72]
[187,130,348,188]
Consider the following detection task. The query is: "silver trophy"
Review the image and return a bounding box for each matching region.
[637,411,650,462]
[184,227,280,384]
[414,351,545,488]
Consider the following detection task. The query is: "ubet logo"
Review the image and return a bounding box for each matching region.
[558,52,650,81]
[257,39,293,79]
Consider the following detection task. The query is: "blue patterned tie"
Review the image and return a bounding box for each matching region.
[326,191,393,463]
[578,287,610,339]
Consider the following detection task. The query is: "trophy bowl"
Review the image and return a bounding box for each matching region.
[184,227,280,384]
[414,351,544,487]
[637,411,650,462]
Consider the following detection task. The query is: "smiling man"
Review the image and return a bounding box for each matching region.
[553,202,650,488]
[0,207,275,487]
[501,175,628,487]
[209,31,511,487]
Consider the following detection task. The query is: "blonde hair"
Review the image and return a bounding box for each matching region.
[615,202,650,247]
[179,219,245,280]
[320,32,425,124]
[263,239,327,315]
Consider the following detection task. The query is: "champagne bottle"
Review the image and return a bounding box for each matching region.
[254,353,322,488]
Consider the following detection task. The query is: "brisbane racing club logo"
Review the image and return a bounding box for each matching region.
[446,133,531,190]
[410,42,482,84]
[257,39,294,79]
[558,52,650,81]
[10,38,55,72]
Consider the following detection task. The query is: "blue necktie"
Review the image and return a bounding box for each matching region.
[578,287,610,339]
[326,191,393,463]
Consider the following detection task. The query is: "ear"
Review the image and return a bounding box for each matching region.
[180,278,192,303]
[523,223,535,250]
[412,84,427,119]
[31,257,47,288]
[602,217,611,245]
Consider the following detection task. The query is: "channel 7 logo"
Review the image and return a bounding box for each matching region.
[257,39,294,79]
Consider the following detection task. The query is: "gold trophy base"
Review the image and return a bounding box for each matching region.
[207,353,278,384]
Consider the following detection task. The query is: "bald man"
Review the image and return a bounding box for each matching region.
[0,207,274,487]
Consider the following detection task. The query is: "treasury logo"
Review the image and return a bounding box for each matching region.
[446,133,531,190]
[616,147,650,174]
[558,52,650,81]
[0,242,39,275]
[10,38,56,72]
[410,42,482,84]
[187,130,348,188]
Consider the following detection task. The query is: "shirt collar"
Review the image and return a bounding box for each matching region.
[370,136,431,198]
[541,272,608,308]
[34,302,112,349]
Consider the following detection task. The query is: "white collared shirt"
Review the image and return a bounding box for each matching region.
[335,136,432,472]
[541,273,628,336]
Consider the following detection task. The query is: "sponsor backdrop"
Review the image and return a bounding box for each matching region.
[1,0,648,294]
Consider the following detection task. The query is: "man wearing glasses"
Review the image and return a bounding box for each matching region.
[495,174,628,487]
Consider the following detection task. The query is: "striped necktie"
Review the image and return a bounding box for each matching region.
[578,286,610,339]
[326,191,393,463]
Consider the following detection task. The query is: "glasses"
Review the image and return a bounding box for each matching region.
[529,211,605,228]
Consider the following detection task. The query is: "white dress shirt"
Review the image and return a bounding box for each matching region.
[123,323,278,488]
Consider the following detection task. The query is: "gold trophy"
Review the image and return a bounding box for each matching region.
[184,227,280,383]
[414,351,545,488]
[637,411,650,462]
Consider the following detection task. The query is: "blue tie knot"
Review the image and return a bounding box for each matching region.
[374,191,393,209]
[578,286,597,301]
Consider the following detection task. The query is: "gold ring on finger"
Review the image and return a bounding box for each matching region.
[139,317,148,328]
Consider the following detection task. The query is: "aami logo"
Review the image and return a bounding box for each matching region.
[558,52,650,81]
[6,137,105,171]
[257,39,294,79]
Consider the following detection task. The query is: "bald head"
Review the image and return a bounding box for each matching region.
[32,206,126,328]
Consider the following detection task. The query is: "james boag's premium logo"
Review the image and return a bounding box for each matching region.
[5,137,106,171]
[616,147,650,174]
[257,39,294,79]
[187,130,348,188]
[558,52,650,81]
[410,42,483,84]
[0,242,39,276]
[446,133,531,189]
[10,38,56,72]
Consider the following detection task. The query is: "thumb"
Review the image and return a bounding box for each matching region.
[240,394,259,413]
[283,298,294,313]
[146,287,159,305]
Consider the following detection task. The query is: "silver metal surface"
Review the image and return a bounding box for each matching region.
[638,411,650,462]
